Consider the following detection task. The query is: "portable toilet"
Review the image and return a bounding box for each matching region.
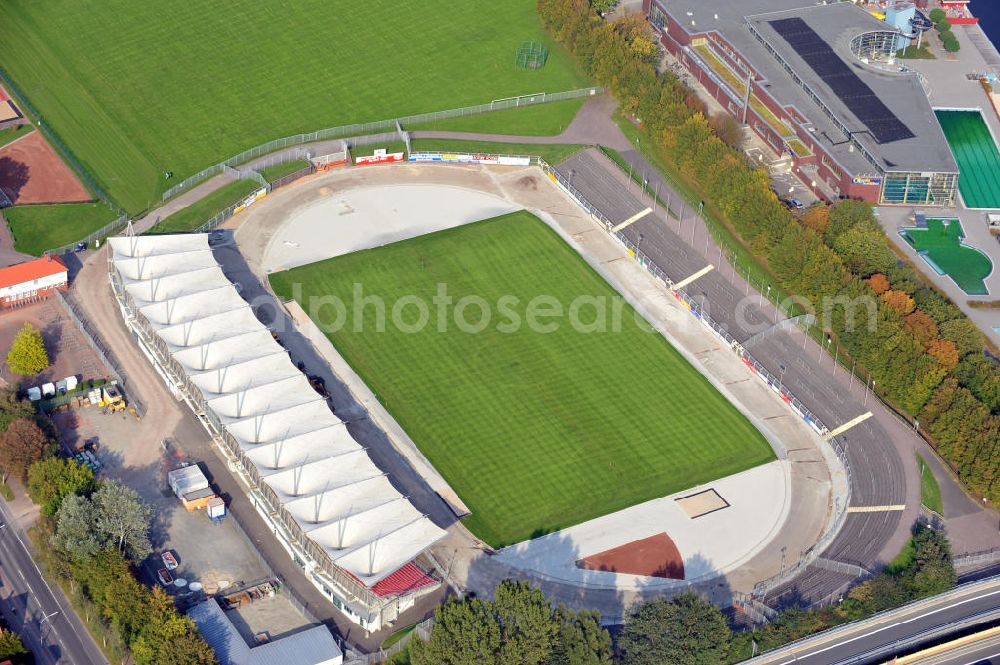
[65,376,78,392]
[27,386,42,401]
[41,382,56,397]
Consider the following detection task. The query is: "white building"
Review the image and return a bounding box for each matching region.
[0,256,67,309]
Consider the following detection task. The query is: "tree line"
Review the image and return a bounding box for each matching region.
[536,0,999,503]
[403,524,954,664]
[0,387,217,665]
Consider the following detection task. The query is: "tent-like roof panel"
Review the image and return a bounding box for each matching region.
[173,330,279,373]
[241,426,362,471]
[190,353,302,396]
[114,250,219,281]
[109,233,445,591]
[125,266,231,305]
[157,308,268,351]
[110,234,209,259]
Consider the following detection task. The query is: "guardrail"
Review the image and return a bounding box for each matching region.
[539,157,855,606]
[739,575,1000,664]
[162,87,603,201]
[43,212,130,256]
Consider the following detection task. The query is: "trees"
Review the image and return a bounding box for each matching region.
[0,387,34,434]
[831,225,896,277]
[5,323,49,376]
[618,593,731,665]
[0,418,52,481]
[708,113,744,149]
[536,0,1000,505]
[54,493,102,561]
[27,456,95,516]
[54,480,151,562]
[0,629,27,660]
[130,587,218,665]
[94,480,153,561]
[409,580,612,665]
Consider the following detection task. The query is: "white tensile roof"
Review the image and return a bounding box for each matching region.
[110,234,445,586]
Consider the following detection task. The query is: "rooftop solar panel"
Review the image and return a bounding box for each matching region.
[768,17,914,143]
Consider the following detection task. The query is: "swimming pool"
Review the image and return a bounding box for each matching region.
[935,109,1000,209]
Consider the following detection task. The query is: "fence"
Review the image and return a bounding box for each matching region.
[955,548,1000,570]
[0,67,125,217]
[161,87,602,201]
[54,290,145,417]
[540,158,856,608]
[344,617,434,665]
[43,211,130,256]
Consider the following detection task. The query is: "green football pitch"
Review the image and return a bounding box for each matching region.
[269,212,775,547]
[902,218,992,295]
[0,1,586,213]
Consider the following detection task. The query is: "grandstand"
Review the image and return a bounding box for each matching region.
[108,233,445,633]
[644,0,959,205]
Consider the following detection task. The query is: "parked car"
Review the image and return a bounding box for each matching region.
[74,242,87,252]
[782,198,804,210]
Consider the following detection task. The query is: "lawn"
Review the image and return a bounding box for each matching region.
[409,139,584,165]
[0,0,587,212]
[149,180,259,234]
[917,453,944,516]
[270,212,774,547]
[257,160,312,183]
[0,124,33,149]
[4,202,120,255]
[407,98,585,136]
[902,218,992,295]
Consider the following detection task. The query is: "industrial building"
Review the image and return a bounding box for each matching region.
[108,233,445,633]
[644,0,959,205]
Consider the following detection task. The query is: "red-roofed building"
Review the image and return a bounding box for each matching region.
[0,256,67,310]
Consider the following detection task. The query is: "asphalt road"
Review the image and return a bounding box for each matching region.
[556,149,907,605]
[744,577,1000,664]
[0,501,106,665]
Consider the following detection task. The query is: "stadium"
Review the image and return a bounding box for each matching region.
[644,0,960,205]
[106,152,853,631]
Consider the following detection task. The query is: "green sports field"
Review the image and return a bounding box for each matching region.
[0,1,586,213]
[269,212,774,547]
[935,110,1000,209]
[902,218,992,295]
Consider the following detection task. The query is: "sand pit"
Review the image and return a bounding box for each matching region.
[0,101,21,123]
[577,533,684,579]
[0,131,90,204]
[676,488,729,518]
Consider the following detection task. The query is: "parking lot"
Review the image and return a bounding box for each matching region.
[50,404,270,594]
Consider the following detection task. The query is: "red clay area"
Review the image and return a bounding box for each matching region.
[576,533,685,579]
[0,131,90,204]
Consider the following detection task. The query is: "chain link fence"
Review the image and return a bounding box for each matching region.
[162,87,602,201]
[43,212,130,256]
[54,289,145,417]
[0,67,125,217]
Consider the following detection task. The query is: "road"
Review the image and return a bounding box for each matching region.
[742,576,1000,664]
[0,501,107,665]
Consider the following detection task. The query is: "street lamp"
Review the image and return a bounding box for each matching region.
[636,233,644,254]
[778,363,786,394]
